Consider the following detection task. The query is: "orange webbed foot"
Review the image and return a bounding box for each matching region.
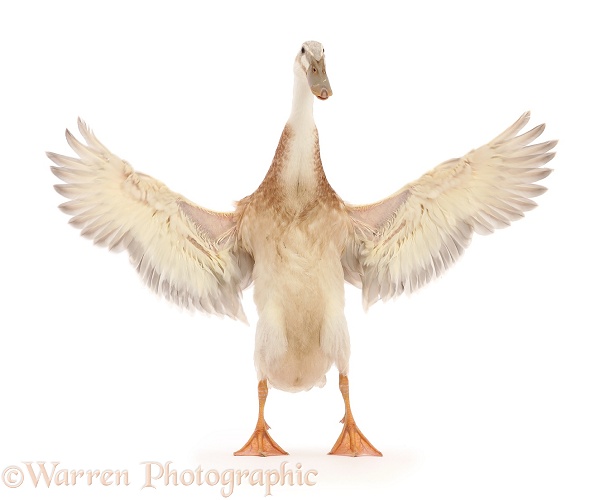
[235,380,288,456]
[234,425,288,457]
[329,416,382,457]
[329,374,382,457]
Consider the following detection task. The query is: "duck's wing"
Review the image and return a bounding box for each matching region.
[342,112,555,309]
[50,119,253,322]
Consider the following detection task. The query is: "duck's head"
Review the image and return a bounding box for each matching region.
[295,41,332,101]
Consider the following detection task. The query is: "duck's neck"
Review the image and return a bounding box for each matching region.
[288,71,316,132]
[265,71,322,198]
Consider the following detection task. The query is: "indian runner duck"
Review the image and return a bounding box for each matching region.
[49,41,555,457]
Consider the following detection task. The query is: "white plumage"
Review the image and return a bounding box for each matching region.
[50,41,554,457]
[50,121,253,322]
[344,112,554,308]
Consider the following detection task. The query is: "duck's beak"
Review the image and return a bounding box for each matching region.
[307,60,332,100]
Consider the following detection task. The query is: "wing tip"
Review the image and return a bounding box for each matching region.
[64,127,77,143]
[518,110,531,129]
[53,183,70,198]
[49,165,63,179]
[543,152,556,164]
[77,116,90,138]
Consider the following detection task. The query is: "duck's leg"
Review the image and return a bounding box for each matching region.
[234,379,288,457]
[329,373,382,457]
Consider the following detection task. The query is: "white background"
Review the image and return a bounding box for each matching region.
[1,1,612,498]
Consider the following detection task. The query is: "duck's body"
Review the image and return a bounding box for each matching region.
[49,41,555,457]
[238,123,351,392]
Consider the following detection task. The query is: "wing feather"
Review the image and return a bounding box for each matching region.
[344,112,555,309]
[50,120,253,321]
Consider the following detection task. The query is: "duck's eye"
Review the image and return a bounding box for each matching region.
[301,46,305,54]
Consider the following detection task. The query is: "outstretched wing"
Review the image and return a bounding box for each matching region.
[343,112,555,309]
[50,119,253,321]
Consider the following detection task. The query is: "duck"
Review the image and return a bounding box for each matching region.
[49,40,555,457]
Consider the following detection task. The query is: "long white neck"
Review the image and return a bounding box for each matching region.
[277,68,321,200]
[288,67,315,132]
